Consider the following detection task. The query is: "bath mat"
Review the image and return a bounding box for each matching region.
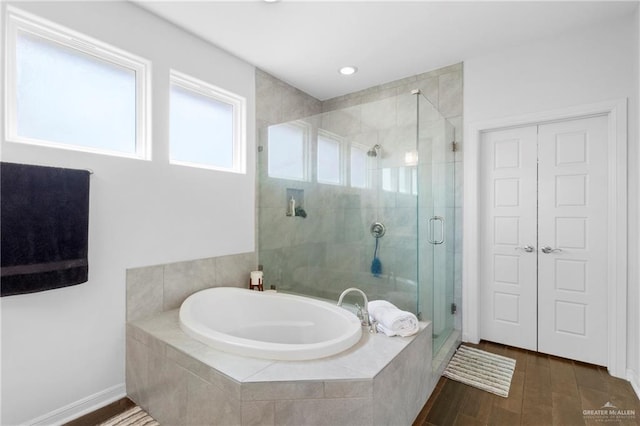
[98,406,159,426]
[443,345,516,398]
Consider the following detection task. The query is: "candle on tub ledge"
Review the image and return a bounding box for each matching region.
[249,271,263,291]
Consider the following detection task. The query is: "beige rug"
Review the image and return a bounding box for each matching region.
[98,406,159,426]
[443,345,516,397]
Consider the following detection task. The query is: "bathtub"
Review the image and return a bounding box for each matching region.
[179,287,363,361]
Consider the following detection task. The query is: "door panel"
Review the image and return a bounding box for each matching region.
[479,126,538,350]
[537,115,608,366]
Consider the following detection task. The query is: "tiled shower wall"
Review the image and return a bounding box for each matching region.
[256,69,323,128]
[256,64,463,324]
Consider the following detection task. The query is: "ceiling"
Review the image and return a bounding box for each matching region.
[137,1,638,100]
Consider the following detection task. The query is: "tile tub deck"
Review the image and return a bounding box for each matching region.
[126,310,435,425]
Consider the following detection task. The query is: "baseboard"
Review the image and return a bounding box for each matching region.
[461,332,480,344]
[28,383,126,426]
[627,369,640,399]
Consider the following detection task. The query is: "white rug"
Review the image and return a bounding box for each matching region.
[98,406,159,426]
[443,345,516,398]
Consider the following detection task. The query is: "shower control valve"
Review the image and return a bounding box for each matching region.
[370,222,386,238]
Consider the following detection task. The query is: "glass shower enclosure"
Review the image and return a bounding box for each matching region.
[257,90,458,357]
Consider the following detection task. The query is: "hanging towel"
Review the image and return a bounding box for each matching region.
[1,162,90,297]
[368,300,420,337]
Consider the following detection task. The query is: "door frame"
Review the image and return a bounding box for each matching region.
[463,99,628,378]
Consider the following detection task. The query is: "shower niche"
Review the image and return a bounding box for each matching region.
[285,188,305,217]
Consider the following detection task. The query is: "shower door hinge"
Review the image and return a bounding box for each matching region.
[451,141,458,152]
[451,303,457,315]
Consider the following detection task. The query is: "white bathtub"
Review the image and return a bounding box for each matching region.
[179,287,363,361]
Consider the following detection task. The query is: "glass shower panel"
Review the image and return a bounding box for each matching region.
[258,93,420,314]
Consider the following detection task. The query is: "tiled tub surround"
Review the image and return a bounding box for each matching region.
[127,309,433,425]
[126,252,257,322]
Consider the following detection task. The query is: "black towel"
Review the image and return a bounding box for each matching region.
[1,162,90,297]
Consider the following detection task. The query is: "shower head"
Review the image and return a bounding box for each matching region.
[367,144,381,157]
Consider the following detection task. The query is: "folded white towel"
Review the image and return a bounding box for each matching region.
[367,300,419,337]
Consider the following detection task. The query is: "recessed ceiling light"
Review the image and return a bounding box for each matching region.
[339,66,358,76]
[264,0,280,3]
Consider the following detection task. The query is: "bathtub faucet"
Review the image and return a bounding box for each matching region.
[337,287,377,333]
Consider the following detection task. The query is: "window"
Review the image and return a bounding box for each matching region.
[412,167,418,195]
[350,144,369,188]
[170,71,246,173]
[5,7,150,158]
[382,168,396,192]
[398,167,412,194]
[268,121,309,181]
[317,132,344,185]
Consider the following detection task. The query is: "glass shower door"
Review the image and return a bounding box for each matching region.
[417,93,456,354]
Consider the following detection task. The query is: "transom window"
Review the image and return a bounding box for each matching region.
[169,71,246,173]
[317,131,345,185]
[350,144,369,188]
[5,6,150,159]
[267,121,310,181]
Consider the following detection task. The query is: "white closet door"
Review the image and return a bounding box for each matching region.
[537,115,609,366]
[479,126,538,350]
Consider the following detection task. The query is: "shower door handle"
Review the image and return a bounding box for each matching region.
[428,216,445,245]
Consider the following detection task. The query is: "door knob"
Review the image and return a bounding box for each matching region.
[541,246,562,254]
[515,245,535,253]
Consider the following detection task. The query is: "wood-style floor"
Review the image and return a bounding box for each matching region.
[414,340,640,426]
[64,398,135,426]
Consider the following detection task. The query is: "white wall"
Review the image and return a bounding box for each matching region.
[0,2,256,424]
[464,9,639,384]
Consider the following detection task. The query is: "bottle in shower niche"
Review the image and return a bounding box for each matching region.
[287,196,296,216]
